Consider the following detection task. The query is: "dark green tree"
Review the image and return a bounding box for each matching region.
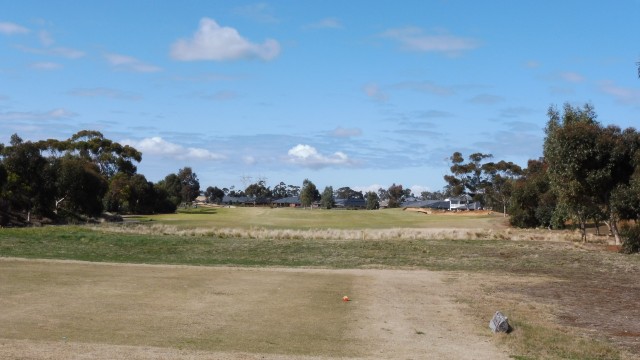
[1,134,54,221]
[320,186,335,209]
[205,186,225,204]
[300,179,319,208]
[387,183,405,208]
[482,160,523,216]
[178,167,200,204]
[335,187,363,199]
[55,155,108,217]
[156,173,182,206]
[509,159,559,228]
[443,152,493,204]
[365,191,380,210]
[245,180,271,199]
[544,103,639,243]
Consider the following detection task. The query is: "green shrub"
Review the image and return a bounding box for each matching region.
[620,223,640,254]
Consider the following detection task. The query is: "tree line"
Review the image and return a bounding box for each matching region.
[0,131,205,225]
[443,103,640,251]
[0,130,428,224]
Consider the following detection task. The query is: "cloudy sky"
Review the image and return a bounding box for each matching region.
[1,1,639,194]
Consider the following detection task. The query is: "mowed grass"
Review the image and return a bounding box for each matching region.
[139,206,506,229]
[0,259,361,357]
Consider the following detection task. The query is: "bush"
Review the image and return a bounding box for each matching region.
[620,224,640,254]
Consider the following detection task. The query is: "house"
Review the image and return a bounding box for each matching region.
[334,198,367,209]
[272,196,301,207]
[446,195,482,211]
[400,195,482,211]
[222,195,271,206]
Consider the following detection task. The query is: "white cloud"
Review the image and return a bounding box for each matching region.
[381,27,480,55]
[38,30,54,46]
[0,22,29,35]
[16,44,85,59]
[122,137,226,161]
[599,80,640,105]
[287,144,352,169]
[30,62,62,70]
[232,3,279,23]
[409,185,430,196]
[394,81,455,96]
[170,18,281,61]
[363,83,388,102]
[0,108,76,120]
[105,53,162,73]
[306,17,342,29]
[559,72,585,83]
[353,184,384,194]
[243,155,256,165]
[525,60,541,68]
[330,127,362,138]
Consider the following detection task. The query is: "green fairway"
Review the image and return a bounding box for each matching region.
[136,206,507,230]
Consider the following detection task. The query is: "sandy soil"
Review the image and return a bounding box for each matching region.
[0,258,509,359]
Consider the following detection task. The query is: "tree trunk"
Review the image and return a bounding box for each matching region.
[604,217,623,246]
[610,218,622,245]
[578,217,587,242]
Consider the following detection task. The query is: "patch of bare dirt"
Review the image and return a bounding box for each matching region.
[0,258,509,360]
[508,270,640,353]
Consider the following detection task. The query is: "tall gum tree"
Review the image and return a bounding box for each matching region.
[544,103,639,244]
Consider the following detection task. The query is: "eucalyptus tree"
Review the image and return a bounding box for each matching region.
[178,167,200,204]
[387,183,405,208]
[1,134,54,220]
[508,159,558,228]
[482,160,523,216]
[365,191,380,210]
[320,186,335,209]
[300,179,319,208]
[544,103,639,243]
[245,180,270,199]
[444,152,493,204]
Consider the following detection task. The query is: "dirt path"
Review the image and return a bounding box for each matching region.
[0,258,509,359]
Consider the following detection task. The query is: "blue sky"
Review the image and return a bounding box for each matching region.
[1,1,639,194]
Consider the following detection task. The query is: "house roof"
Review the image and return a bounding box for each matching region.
[272,196,301,204]
[334,198,367,207]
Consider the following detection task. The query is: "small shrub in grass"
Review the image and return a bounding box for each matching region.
[620,224,640,254]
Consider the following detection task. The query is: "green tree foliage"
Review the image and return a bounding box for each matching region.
[271,182,288,199]
[420,190,446,200]
[387,183,405,208]
[335,187,363,199]
[320,186,335,209]
[55,155,108,217]
[365,191,380,210]
[39,130,142,178]
[205,186,225,204]
[300,179,319,208]
[0,131,180,221]
[482,160,522,216]
[444,152,493,204]
[245,180,271,199]
[178,167,200,204]
[508,159,559,228]
[544,103,640,243]
[1,134,54,220]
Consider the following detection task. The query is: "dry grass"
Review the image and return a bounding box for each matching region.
[0,259,360,358]
[93,222,588,243]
